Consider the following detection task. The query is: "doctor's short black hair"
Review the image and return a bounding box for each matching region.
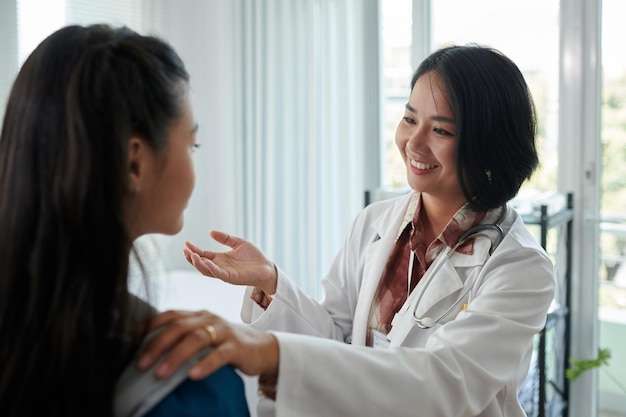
[411,44,538,211]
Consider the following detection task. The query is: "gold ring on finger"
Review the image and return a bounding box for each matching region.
[204,324,217,344]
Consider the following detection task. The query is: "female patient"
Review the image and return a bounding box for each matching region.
[0,24,248,417]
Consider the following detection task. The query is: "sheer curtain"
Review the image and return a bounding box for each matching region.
[0,0,18,120]
[233,0,381,297]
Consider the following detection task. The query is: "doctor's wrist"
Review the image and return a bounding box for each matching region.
[264,263,278,295]
[257,263,278,294]
[251,264,278,309]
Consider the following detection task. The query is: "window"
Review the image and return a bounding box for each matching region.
[600,0,626,314]
[599,0,626,413]
[381,0,412,187]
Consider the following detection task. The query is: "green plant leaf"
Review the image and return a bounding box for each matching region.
[566,348,612,381]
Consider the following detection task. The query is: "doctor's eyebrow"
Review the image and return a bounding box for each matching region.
[404,103,455,125]
[191,123,199,134]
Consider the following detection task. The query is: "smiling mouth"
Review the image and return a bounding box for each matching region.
[410,160,437,170]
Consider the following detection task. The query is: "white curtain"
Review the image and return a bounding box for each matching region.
[233,0,381,297]
[0,0,18,121]
[64,0,143,28]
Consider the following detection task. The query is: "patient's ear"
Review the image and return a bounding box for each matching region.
[127,136,147,193]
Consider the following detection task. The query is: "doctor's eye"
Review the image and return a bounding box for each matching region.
[433,127,454,137]
[191,143,201,153]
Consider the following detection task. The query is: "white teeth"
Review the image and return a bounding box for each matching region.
[411,160,436,170]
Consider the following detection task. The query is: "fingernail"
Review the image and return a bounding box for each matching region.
[156,362,170,378]
[189,366,203,379]
[137,354,152,369]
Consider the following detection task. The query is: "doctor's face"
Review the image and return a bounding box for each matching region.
[395,72,465,208]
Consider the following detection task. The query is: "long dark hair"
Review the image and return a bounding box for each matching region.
[412,44,538,210]
[0,24,188,416]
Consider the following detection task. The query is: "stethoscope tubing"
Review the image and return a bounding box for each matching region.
[410,204,508,329]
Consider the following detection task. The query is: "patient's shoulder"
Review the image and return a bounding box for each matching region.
[114,329,249,417]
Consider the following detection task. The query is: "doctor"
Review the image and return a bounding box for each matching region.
[138,45,556,417]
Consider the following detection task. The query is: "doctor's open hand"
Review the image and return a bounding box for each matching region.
[184,230,278,295]
[137,309,279,382]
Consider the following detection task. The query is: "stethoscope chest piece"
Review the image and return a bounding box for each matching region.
[413,316,434,329]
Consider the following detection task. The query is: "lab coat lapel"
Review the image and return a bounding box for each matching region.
[412,238,491,317]
[410,257,462,318]
[351,194,413,346]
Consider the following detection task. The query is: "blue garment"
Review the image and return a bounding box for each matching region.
[143,365,249,417]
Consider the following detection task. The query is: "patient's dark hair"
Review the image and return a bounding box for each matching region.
[412,44,538,210]
[0,24,188,416]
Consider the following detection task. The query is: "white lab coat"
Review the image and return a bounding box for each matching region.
[241,192,555,417]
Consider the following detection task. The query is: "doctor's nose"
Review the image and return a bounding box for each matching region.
[406,126,428,149]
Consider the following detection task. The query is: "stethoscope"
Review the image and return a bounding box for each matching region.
[410,204,508,329]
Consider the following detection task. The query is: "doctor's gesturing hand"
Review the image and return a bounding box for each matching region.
[139,44,556,417]
[182,230,278,296]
